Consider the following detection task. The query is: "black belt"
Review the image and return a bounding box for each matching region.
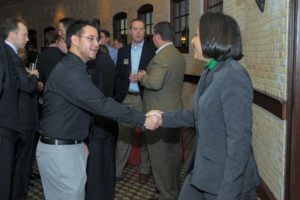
[40,136,83,145]
[128,91,140,96]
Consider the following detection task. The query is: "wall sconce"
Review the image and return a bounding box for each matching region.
[255,0,265,12]
[181,36,187,46]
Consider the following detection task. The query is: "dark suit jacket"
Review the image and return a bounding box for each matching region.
[87,50,117,139]
[6,45,39,131]
[86,50,117,200]
[114,41,156,103]
[0,40,20,137]
[162,59,260,200]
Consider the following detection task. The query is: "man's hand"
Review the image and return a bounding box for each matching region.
[26,68,39,79]
[144,110,164,130]
[58,38,68,53]
[38,97,43,105]
[84,144,89,157]
[137,70,147,81]
[144,115,161,130]
[38,81,43,91]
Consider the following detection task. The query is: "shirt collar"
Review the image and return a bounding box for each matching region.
[5,40,18,54]
[131,40,144,50]
[106,45,114,50]
[67,51,87,69]
[156,42,173,54]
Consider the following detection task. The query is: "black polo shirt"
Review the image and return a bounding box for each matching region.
[40,52,145,140]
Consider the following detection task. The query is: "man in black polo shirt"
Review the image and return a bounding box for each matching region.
[36,20,156,200]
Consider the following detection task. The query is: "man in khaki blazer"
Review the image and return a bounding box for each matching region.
[137,22,186,200]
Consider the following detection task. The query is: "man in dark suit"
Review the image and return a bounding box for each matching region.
[0,36,20,200]
[85,18,118,200]
[137,22,186,200]
[114,19,156,184]
[1,18,40,199]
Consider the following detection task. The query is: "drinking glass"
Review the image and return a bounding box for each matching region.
[28,63,35,71]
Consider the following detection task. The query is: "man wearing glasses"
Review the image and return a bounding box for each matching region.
[36,19,156,200]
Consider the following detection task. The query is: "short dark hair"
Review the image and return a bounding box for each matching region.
[99,44,109,55]
[44,26,55,35]
[43,26,56,46]
[199,12,243,61]
[153,22,175,42]
[45,30,59,46]
[129,19,145,29]
[1,18,26,39]
[100,29,110,38]
[87,18,100,34]
[59,17,75,31]
[113,37,125,46]
[28,29,37,49]
[66,19,98,49]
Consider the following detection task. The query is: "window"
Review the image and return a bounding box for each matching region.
[113,12,127,45]
[204,0,223,13]
[138,4,153,43]
[171,0,190,53]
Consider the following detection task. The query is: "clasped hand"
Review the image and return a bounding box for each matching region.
[144,110,164,130]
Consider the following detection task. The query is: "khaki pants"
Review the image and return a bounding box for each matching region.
[145,127,181,200]
[115,94,150,177]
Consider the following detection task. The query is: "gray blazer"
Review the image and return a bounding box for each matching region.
[162,59,260,199]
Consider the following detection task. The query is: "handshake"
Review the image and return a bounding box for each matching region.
[144,110,164,130]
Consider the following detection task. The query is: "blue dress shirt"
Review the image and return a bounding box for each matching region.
[106,45,118,65]
[129,40,144,92]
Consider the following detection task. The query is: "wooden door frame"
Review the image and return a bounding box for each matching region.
[286,0,300,199]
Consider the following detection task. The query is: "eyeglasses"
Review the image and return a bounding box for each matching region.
[78,35,100,44]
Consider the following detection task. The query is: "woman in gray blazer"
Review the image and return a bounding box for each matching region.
[147,12,260,200]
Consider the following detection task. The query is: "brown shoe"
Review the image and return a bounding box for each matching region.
[139,173,150,185]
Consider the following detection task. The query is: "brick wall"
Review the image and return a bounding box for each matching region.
[224,1,290,199]
[252,105,286,200]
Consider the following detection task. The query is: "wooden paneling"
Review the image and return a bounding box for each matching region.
[183,75,287,120]
[256,179,276,200]
[253,90,287,120]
